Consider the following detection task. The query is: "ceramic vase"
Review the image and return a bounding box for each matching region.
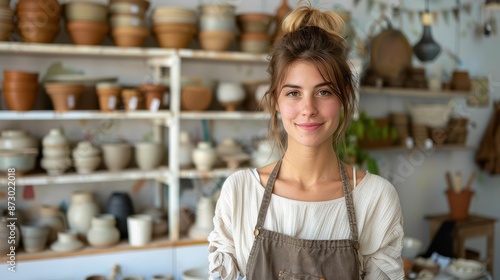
[87,214,120,248]
[50,230,84,252]
[134,142,163,170]
[0,130,38,150]
[67,191,100,239]
[20,224,49,253]
[38,204,67,244]
[216,82,245,111]
[188,197,215,240]
[106,192,135,239]
[192,141,217,171]
[179,131,194,168]
[127,214,153,247]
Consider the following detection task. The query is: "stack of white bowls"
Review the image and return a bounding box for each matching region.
[198,3,236,51]
[72,141,101,174]
[0,129,38,174]
[108,0,150,47]
[152,6,197,48]
[0,0,13,41]
[41,128,72,175]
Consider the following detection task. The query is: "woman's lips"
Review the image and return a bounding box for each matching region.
[296,123,322,131]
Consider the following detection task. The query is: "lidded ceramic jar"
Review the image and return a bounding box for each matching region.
[216,138,243,157]
[67,191,100,239]
[192,141,217,171]
[179,131,194,168]
[72,141,101,174]
[86,214,120,248]
[0,130,38,150]
[42,128,69,147]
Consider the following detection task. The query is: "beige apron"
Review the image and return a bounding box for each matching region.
[245,160,365,279]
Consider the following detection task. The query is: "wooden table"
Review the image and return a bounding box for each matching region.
[425,214,496,276]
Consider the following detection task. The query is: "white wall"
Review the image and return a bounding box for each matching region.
[1,0,499,278]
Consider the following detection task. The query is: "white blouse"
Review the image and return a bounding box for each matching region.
[208,169,404,280]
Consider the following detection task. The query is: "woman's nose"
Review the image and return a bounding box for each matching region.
[300,96,317,116]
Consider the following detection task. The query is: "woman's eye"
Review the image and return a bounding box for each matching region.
[286,91,299,97]
[318,90,331,96]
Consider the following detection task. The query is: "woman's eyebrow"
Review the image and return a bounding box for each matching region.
[281,82,332,90]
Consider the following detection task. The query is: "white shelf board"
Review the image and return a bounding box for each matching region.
[0,110,172,121]
[360,86,471,98]
[1,167,170,186]
[180,167,246,179]
[0,42,175,58]
[180,111,270,120]
[178,49,269,63]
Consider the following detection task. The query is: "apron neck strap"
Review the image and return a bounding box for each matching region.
[254,160,282,231]
[339,158,360,244]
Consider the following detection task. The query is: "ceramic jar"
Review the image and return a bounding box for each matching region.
[127,214,153,246]
[179,131,194,168]
[101,142,132,171]
[73,141,101,174]
[42,128,69,147]
[216,82,245,111]
[134,142,163,170]
[0,130,38,150]
[192,141,217,171]
[67,191,100,239]
[106,192,135,239]
[38,204,67,244]
[86,214,120,248]
[50,230,84,252]
[96,82,121,112]
[41,128,72,175]
[251,139,281,168]
[20,224,49,253]
[188,197,215,240]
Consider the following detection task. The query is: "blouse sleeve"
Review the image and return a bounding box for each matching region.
[207,178,243,280]
[360,179,405,280]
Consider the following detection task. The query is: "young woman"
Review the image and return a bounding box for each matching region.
[208,3,404,279]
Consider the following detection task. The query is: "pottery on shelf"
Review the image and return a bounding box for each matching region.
[101,142,132,171]
[50,230,84,252]
[181,86,213,111]
[44,83,85,112]
[188,197,215,240]
[67,191,100,239]
[73,141,101,174]
[121,89,143,111]
[142,207,168,237]
[139,84,169,111]
[38,204,67,245]
[127,214,153,247]
[96,83,121,112]
[0,130,38,150]
[42,128,69,147]
[20,224,49,253]
[178,131,194,168]
[134,142,163,170]
[192,141,217,171]
[87,214,120,248]
[106,192,135,239]
[216,82,245,111]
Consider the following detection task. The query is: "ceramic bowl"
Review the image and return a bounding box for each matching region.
[110,0,149,13]
[112,26,149,47]
[236,13,274,34]
[199,15,236,32]
[43,146,71,158]
[73,141,100,158]
[110,14,145,27]
[109,2,147,16]
[0,130,38,150]
[134,142,163,170]
[154,23,196,48]
[181,86,212,111]
[153,6,196,19]
[66,21,109,45]
[240,33,270,54]
[41,157,72,175]
[101,142,132,171]
[199,30,234,51]
[182,267,208,280]
[0,148,37,174]
[64,1,108,22]
[74,156,101,174]
[20,224,49,253]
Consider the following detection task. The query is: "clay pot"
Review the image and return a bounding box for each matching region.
[67,21,109,45]
[0,130,38,150]
[199,30,234,51]
[192,141,217,171]
[64,1,108,23]
[446,190,474,220]
[112,26,149,47]
[153,23,196,48]
[181,86,212,111]
[3,70,38,82]
[86,214,120,248]
[139,84,168,111]
[134,142,163,170]
[236,13,274,34]
[451,70,472,91]
[121,89,143,111]
[67,191,100,239]
[96,85,121,112]
[2,87,38,111]
[17,21,60,43]
[44,83,85,112]
[101,142,132,171]
[240,33,270,53]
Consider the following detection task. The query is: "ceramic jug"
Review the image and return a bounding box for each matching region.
[38,204,67,244]
[192,141,217,171]
[87,214,120,248]
[67,191,100,239]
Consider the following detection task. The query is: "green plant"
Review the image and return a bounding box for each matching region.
[337,112,398,175]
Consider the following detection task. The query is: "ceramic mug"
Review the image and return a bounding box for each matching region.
[127,214,153,246]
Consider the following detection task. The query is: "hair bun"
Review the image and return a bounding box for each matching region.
[280,2,346,39]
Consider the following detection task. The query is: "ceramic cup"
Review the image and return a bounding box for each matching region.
[20,224,49,253]
[127,214,153,246]
[134,142,163,170]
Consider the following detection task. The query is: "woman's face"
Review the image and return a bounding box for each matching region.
[277,60,342,148]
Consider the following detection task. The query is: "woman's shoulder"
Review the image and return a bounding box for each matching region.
[220,169,259,193]
[358,172,399,201]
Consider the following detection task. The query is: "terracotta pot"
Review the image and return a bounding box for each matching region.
[44,83,85,112]
[3,70,38,82]
[236,13,274,34]
[121,89,143,111]
[67,21,108,45]
[199,30,234,51]
[96,87,121,112]
[446,190,474,220]
[451,70,472,91]
[18,21,59,43]
[140,84,168,111]
[240,33,270,53]
[3,87,38,111]
[112,26,149,47]
[154,23,196,48]
[17,0,61,17]
[181,86,212,111]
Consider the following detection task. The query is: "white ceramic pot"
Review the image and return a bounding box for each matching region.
[101,142,132,171]
[43,146,71,158]
[74,156,101,174]
[20,224,49,253]
[0,130,38,150]
[40,157,72,175]
[216,82,245,111]
[127,214,153,247]
[42,128,69,147]
[192,141,217,171]
[179,131,194,168]
[134,142,163,170]
[50,230,84,252]
[216,138,243,157]
[87,214,120,248]
[72,141,100,158]
[251,140,281,168]
[67,191,100,238]
[188,197,214,240]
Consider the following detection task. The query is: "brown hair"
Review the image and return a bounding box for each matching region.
[263,1,356,154]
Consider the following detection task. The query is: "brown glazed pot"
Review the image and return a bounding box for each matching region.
[3,88,37,111]
[96,88,121,112]
[121,89,143,111]
[181,86,212,111]
[140,84,168,111]
[44,83,85,112]
[66,21,108,45]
